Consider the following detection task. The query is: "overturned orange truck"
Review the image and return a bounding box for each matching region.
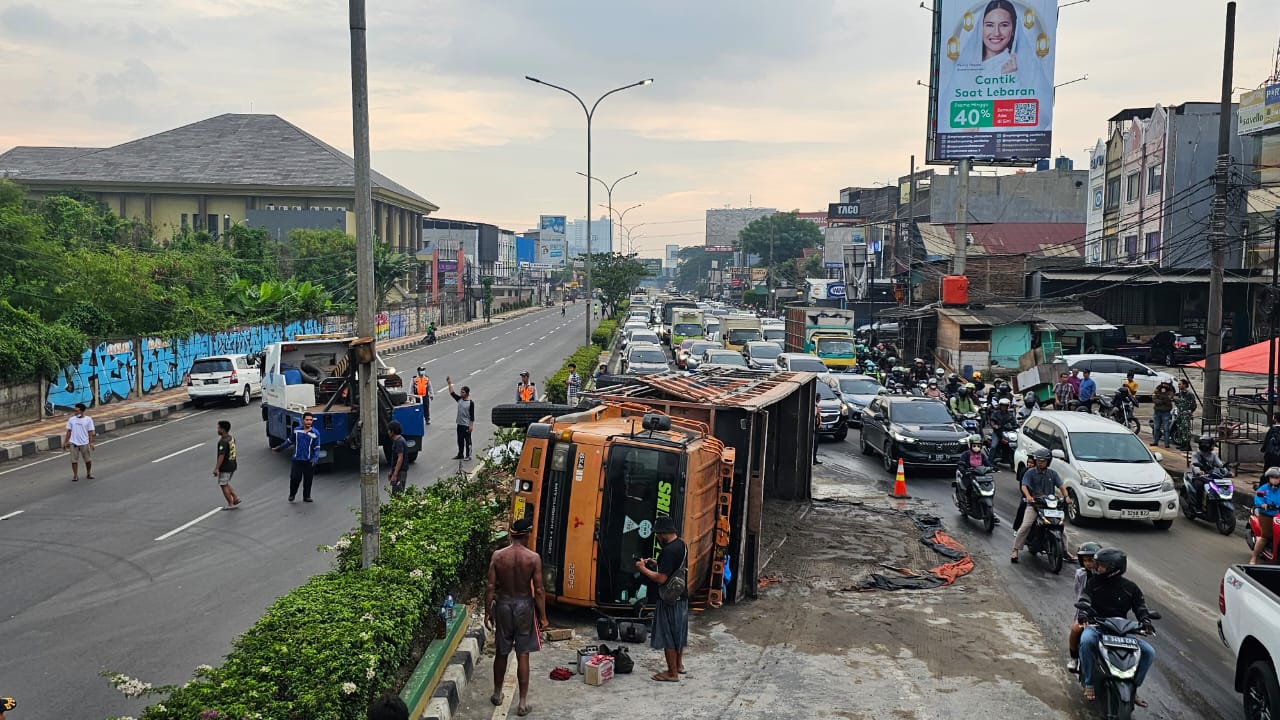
[506,369,816,613]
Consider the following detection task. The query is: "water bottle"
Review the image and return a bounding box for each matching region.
[443,594,456,621]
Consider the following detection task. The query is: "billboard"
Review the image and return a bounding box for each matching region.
[929,0,1057,164]
[539,215,566,235]
[639,258,663,276]
[823,225,865,268]
[536,239,567,267]
[1239,85,1280,136]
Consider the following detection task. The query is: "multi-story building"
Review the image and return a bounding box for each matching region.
[566,215,613,256]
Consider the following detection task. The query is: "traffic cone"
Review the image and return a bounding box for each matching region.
[891,458,911,499]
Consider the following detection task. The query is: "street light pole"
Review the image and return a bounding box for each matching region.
[601,202,644,252]
[579,171,637,253]
[528,76,652,347]
[1270,208,1279,424]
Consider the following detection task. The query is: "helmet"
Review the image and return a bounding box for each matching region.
[998,397,1011,406]
[972,371,982,380]
[968,434,983,447]
[935,367,945,377]
[886,356,897,365]
[1077,541,1103,558]
[928,379,938,386]
[1031,447,1052,464]
[1267,467,1280,482]
[1197,434,1215,453]
[1024,392,1037,405]
[948,373,959,382]
[914,357,924,364]
[958,386,970,397]
[1093,548,1128,578]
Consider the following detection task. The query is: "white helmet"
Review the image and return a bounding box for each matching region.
[998,397,1011,406]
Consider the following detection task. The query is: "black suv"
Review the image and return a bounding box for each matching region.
[859,396,969,473]
[816,380,849,442]
[1148,330,1205,366]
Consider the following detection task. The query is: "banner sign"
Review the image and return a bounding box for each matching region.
[827,203,862,220]
[1239,85,1280,136]
[538,215,566,235]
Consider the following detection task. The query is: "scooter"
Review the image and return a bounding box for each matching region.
[424,328,438,345]
[991,421,1019,468]
[1098,395,1141,434]
[1180,468,1236,535]
[953,465,998,533]
[1248,512,1280,563]
[1072,602,1161,720]
[1019,495,1067,574]
[955,411,982,435]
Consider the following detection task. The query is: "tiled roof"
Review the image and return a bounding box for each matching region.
[919,222,1084,258]
[0,147,99,176]
[0,114,435,209]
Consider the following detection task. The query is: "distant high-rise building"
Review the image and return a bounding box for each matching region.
[566,215,613,257]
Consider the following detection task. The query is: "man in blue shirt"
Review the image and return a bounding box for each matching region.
[1078,369,1098,414]
[1251,467,1280,565]
[273,412,320,502]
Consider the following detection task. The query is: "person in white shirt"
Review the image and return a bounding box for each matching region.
[64,403,96,482]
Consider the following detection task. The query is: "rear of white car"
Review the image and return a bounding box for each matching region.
[187,354,261,407]
[1014,411,1178,529]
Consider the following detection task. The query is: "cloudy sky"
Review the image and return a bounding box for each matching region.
[2,0,1279,257]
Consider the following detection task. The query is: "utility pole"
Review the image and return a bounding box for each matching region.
[349,0,379,568]
[1204,0,1236,424]
[907,154,917,306]
[768,217,775,314]
[1269,208,1279,423]
[953,158,971,276]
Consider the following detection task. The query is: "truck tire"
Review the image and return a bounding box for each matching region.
[593,373,636,389]
[1245,660,1280,720]
[491,402,577,428]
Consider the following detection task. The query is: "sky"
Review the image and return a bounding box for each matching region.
[2,0,1280,258]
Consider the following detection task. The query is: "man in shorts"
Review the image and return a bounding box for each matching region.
[386,421,408,495]
[213,420,242,509]
[64,403,96,482]
[484,517,546,717]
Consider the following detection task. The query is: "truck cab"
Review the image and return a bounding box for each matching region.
[720,316,763,353]
[671,309,705,346]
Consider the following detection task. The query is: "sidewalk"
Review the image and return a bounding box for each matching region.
[0,306,547,463]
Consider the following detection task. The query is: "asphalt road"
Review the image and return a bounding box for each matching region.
[0,304,592,720]
[829,429,1240,720]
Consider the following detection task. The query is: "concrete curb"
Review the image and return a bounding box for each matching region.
[404,620,487,720]
[0,306,550,463]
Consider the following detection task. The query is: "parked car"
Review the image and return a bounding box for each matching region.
[1013,411,1177,530]
[696,349,749,371]
[1095,324,1151,360]
[774,353,830,374]
[828,373,884,426]
[187,354,262,407]
[742,341,783,370]
[858,396,969,473]
[815,380,849,442]
[1061,354,1174,398]
[622,342,670,375]
[1148,330,1206,366]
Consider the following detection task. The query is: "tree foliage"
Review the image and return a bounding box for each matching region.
[737,212,824,264]
[0,298,87,382]
[675,246,714,295]
[583,252,649,317]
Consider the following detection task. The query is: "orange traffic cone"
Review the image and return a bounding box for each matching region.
[891,458,911,499]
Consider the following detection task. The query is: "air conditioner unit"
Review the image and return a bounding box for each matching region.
[310,206,320,211]
[266,204,276,210]
[292,206,303,211]
[322,206,333,212]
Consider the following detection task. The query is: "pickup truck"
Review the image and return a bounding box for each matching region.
[1100,325,1151,362]
[1219,564,1280,717]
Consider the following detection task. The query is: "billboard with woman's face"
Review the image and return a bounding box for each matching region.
[928,0,1057,164]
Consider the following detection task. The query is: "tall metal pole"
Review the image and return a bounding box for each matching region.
[579,171,638,254]
[908,154,916,306]
[349,0,379,568]
[1269,209,1279,423]
[953,158,971,276]
[1204,0,1236,424]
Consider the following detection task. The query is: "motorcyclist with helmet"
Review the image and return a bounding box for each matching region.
[1076,548,1156,706]
[1188,434,1228,512]
[1067,541,1103,673]
[1250,467,1280,566]
[970,371,985,396]
[1017,391,1040,423]
[944,372,962,397]
[956,434,993,494]
[1011,448,1076,563]
[924,379,944,400]
[949,385,977,415]
[989,396,1018,441]
[910,358,931,382]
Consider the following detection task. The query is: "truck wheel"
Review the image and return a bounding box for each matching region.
[267,432,284,449]
[406,450,419,464]
[491,402,578,428]
[1245,660,1280,720]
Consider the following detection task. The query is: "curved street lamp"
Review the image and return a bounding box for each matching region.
[578,170,637,253]
[526,75,653,345]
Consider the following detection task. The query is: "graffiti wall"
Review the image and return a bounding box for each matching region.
[37,308,427,413]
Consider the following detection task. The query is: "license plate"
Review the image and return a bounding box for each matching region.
[204,379,219,385]
[1042,509,1064,519]
[1101,635,1138,647]
[929,454,946,461]
[1120,509,1150,519]
[1190,345,1202,350]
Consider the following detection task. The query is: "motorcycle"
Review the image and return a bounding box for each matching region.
[1098,395,1141,434]
[1169,405,1192,451]
[424,328,438,345]
[1072,602,1161,720]
[953,465,998,533]
[955,411,981,435]
[1180,468,1236,535]
[992,421,1019,468]
[1019,495,1067,574]
[1248,512,1280,563]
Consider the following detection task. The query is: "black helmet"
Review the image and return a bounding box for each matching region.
[1197,434,1215,453]
[1093,548,1127,578]
[958,386,970,397]
[1077,541,1103,558]
[948,373,958,381]
[416,365,425,373]
[1031,447,1052,464]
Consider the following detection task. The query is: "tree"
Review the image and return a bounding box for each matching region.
[373,243,416,311]
[675,246,714,295]
[737,212,823,264]
[584,252,649,317]
[223,224,281,284]
[286,228,357,306]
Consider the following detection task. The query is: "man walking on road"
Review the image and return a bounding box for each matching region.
[273,412,320,502]
[213,420,242,510]
[635,516,690,683]
[64,403,95,481]
[446,377,475,460]
[515,371,536,403]
[412,366,434,425]
[485,517,547,718]
[387,420,408,495]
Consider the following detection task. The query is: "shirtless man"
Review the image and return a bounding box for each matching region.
[485,517,547,717]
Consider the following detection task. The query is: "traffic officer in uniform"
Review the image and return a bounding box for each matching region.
[412,366,434,425]
[515,371,537,403]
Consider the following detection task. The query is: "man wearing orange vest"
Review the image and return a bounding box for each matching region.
[413,366,434,425]
[515,371,536,403]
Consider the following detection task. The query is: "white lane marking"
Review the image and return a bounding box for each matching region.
[155,506,225,541]
[0,510,24,521]
[514,348,523,353]
[151,442,206,463]
[504,331,513,335]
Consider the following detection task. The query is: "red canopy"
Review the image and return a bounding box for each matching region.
[1188,338,1280,375]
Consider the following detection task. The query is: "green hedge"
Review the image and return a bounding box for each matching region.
[129,477,498,720]
[590,319,617,350]
[545,344,606,404]
[0,299,86,382]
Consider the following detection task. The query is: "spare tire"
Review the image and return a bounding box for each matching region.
[593,373,640,389]
[491,402,578,428]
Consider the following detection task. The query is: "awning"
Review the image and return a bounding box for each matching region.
[1035,270,1267,285]
[1188,339,1280,375]
[1033,308,1115,332]
[938,306,1037,326]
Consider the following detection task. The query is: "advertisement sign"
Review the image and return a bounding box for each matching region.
[539,215,566,235]
[807,278,844,301]
[1240,85,1280,136]
[705,245,735,253]
[436,260,458,273]
[827,203,862,220]
[929,0,1057,163]
[536,239,567,267]
[823,226,860,268]
[639,258,663,275]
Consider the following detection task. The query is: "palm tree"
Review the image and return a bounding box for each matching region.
[372,244,416,310]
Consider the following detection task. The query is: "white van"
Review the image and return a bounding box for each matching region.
[1061,354,1174,397]
[1014,411,1178,530]
[187,354,262,407]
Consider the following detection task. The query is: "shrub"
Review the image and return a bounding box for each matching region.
[129,474,499,720]
[0,299,86,382]
[544,344,606,404]
[591,319,617,350]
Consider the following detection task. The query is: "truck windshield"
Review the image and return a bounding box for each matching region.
[597,445,685,607]
[762,328,785,341]
[673,323,702,337]
[816,338,856,355]
[727,329,763,344]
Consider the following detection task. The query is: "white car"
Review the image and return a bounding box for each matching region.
[623,342,670,375]
[1061,354,1174,397]
[187,354,262,407]
[774,353,830,374]
[623,328,660,349]
[697,349,748,371]
[1013,411,1178,529]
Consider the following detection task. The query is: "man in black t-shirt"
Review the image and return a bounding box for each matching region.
[634,516,689,682]
[387,421,408,495]
[213,420,241,510]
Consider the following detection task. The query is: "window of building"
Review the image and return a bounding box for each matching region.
[1125,172,1140,202]
[1144,232,1161,261]
[1104,234,1119,260]
[181,214,189,230]
[1105,178,1121,209]
[1124,235,1138,261]
[223,215,231,233]
[208,214,218,238]
[193,214,202,230]
[1146,164,1162,195]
